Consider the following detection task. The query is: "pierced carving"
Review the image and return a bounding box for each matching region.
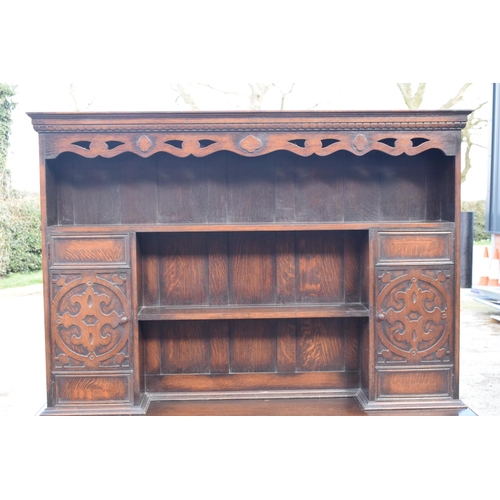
[165,139,183,149]
[51,273,130,369]
[52,131,457,159]
[378,138,397,147]
[72,141,91,150]
[376,269,451,364]
[321,138,340,148]
[412,137,430,147]
[199,139,216,148]
[105,140,125,150]
[240,135,262,153]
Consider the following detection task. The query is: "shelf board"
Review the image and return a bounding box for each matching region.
[138,303,370,320]
[48,221,455,234]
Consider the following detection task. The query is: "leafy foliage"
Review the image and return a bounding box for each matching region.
[0,194,42,276]
[0,83,17,199]
[461,200,490,242]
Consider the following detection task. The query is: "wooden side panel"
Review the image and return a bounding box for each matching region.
[296,231,344,303]
[344,154,381,221]
[161,321,210,374]
[229,320,277,373]
[380,158,426,221]
[228,232,276,304]
[296,318,345,371]
[140,233,160,307]
[226,154,276,223]
[50,270,132,372]
[53,158,74,225]
[140,317,361,381]
[73,158,122,224]
[51,235,129,267]
[209,320,230,374]
[206,153,228,223]
[345,231,362,303]
[377,232,453,264]
[48,150,456,228]
[377,369,452,398]
[157,155,208,223]
[159,232,208,305]
[143,321,161,374]
[276,319,296,373]
[294,155,344,222]
[275,153,295,222]
[208,233,229,305]
[146,372,359,393]
[139,231,368,307]
[120,154,158,224]
[55,374,132,404]
[345,318,362,371]
[276,232,296,304]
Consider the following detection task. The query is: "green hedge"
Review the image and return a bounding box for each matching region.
[461,199,490,242]
[0,194,42,276]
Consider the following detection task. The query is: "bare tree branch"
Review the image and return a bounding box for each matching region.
[173,83,199,110]
[172,83,297,111]
[200,84,247,98]
[271,83,296,110]
[397,83,487,185]
[69,84,95,111]
[397,83,427,109]
[461,101,488,183]
[69,83,80,112]
[440,83,472,110]
[248,83,274,110]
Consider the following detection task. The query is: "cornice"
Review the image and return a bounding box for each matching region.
[28,110,472,133]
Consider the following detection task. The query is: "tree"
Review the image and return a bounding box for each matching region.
[397,83,487,183]
[172,83,296,111]
[0,83,16,200]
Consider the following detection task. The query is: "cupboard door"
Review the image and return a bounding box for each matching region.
[375,267,453,366]
[47,232,136,409]
[372,230,456,403]
[49,269,135,407]
[50,270,131,371]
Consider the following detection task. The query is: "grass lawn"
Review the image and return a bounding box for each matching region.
[474,239,492,246]
[0,270,43,290]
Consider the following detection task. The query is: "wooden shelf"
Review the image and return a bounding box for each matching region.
[47,221,455,234]
[138,303,370,320]
[32,110,467,416]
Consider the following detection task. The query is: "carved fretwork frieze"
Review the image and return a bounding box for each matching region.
[41,130,460,159]
[51,271,130,370]
[376,268,453,365]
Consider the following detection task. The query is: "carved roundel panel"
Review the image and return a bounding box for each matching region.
[51,274,130,369]
[376,270,451,364]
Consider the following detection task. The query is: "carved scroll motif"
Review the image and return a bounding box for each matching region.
[43,131,457,159]
[51,273,130,369]
[376,269,452,364]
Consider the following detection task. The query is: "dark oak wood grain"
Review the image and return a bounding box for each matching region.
[30,110,470,416]
[146,397,476,416]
